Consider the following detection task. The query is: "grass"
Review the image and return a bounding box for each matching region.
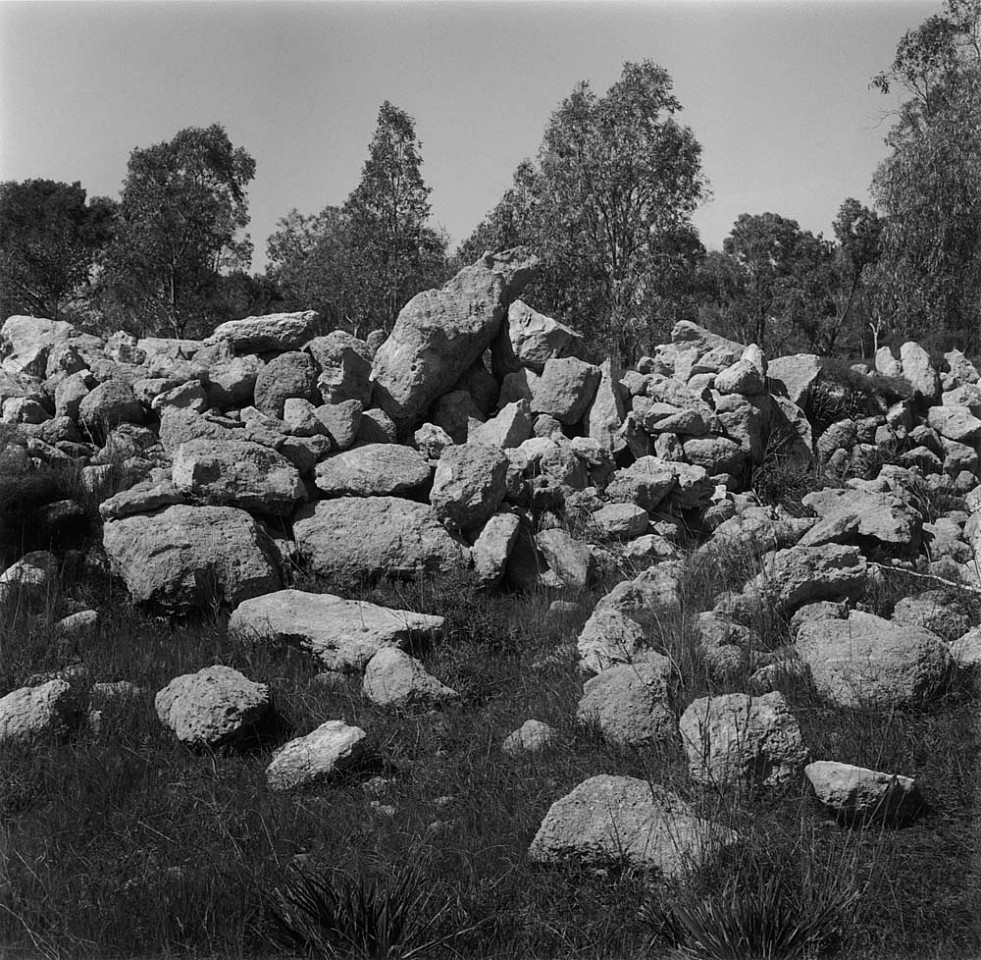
[0,478,978,959]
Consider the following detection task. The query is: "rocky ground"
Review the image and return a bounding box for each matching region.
[0,250,979,958]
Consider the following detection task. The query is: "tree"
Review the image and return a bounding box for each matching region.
[870,0,981,350]
[461,60,707,362]
[341,102,448,332]
[99,123,256,338]
[0,179,115,321]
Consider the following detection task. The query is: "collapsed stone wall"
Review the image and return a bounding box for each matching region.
[1,247,981,612]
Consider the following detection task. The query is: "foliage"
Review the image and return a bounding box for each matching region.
[97,123,256,339]
[870,0,981,351]
[268,863,463,960]
[460,60,708,363]
[0,179,115,321]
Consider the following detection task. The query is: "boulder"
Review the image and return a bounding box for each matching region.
[293,497,464,580]
[900,341,940,402]
[748,544,867,615]
[430,442,509,531]
[468,400,533,450]
[528,774,737,877]
[372,249,539,428]
[205,311,318,353]
[0,679,75,744]
[313,400,363,451]
[1,316,75,378]
[306,331,372,406]
[926,404,981,442]
[472,512,521,586]
[253,351,319,419]
[172,439,305,515]
[591,503,649,540]
[266,720,369,791]
[805,760,925,825]
[606,457,677,511]
[576,658,675,747]
[314,443,431,497]
[584,359,626,453]
[492,299,582,376]
[205,354,263,410]
[362,647,458,708]
[502,719,558,756]
[228,589,444,672]
[892,591,973,643]
[715,358,766,396]
[78,380,144,434]
[102,504,281,613]
[534,528,596,589]
[797,487,922,555]
[530,357,601,425]
[155,665,270,748]
[679,692,808,789]
[796,611,952,708]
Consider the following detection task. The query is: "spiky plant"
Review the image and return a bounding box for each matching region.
[267,863,463,960]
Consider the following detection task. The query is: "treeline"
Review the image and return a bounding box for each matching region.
[1,0,978,360]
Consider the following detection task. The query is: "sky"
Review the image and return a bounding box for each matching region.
[0,0,940,271]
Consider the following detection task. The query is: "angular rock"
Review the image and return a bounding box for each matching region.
[900,341,940,402]
[205,354,263,410]
[362,647,458,709]
[314,443,431,497]
[155,665,270,748]
[102,504,281,613]
[1,316,75,378]
[528,774,737,877]
[805,760,925,825]
[502,719,558,756]
[430,442,509,531]
[468,400,533,449]
[576,658,674,747]
[797,487,922,555]
[892,591,972,643]
[78,380,144,434]
[749,544,867,615]
[715,358,765,396]
[606,457,677,511]
[535,528,595,589]
[253,351,319,419]
[492,299,582,376]
[926,404,981,442]
[306,330,372,406]
[591,503,649,540]
[472,512,521,586]
[228,589,444,672]
[530,357,601,425]
[0,679,75,744]
[205,311,317,353]
[293,497,464,580]
[796,611,952,708]
[266,720,368,791]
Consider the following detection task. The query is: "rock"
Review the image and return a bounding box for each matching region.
[797,487,922,555]
[748,544,867,615]
[102,504,281,613]
[944,349,980,385]
[796,611,952,708]
[99,476,185,520]
[78,380,145,435]
[0,679,75,744]
[155,665,270,748]
[313,399,363,451]
[1,316,76,377]
[372,249,539,428]
[535,528,596,589]
[748,658,812,695]
[55,609,100,636]
[2,396,49,424]
[682,435,747,476]
[228,589,444,672]
[172,439,305,515]
[0,550,58,600]
[431,389,484,443]
[715,358,766,396]
[679,692,808,789]
[528,774,737,877]
[293,497,464,580]
[591,503,649,540]
[606,457,677,511]
[472,512,521,586]
[266,720,369,791]
[805,760,925,825]
[357,407,398,444]
[253,351,319,419]
[584,359,626,453]
[950,626,981,671]
[362,647,458,708]
[314,443,431,497]
[468,400,533,449]
[492,299,582,376]
[430,443,509,531]
[502,719,558,756]
[205,311,318,353]
[206,354,263,410]
[892,591,973,643]
[530,357,601,425]
[926,404,981,442]
[576,658,674,747]
[900,341,940,402]
[576,607,647,675]
[767,354,825,407]
[306,331,372,406]
[414,422,453,460]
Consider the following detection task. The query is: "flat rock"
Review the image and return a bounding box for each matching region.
[805,760,925,825]
[228,589,444,672]
[315,443,431,497]
[798,487,922,554]
[205,311,318,353]
[266,720,369,790]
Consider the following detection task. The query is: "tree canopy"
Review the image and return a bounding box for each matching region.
[0,179,115,321]
[99,123,256,338]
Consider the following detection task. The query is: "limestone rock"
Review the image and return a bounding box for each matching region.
[530,357,601,425]
[253,351,319,419]
[205,311,317,353]
[535,528,595,589]
[805,760,925,825]
[606,457,677,511]
[363,647,458,708]
[306,331,372,406]
[472,512,521,586]
[0,679,75,744]
[900,341,940,402]
[78,380,145,434]
[102,504,281,613]
[796,611,952,708]
[155,665,270,748]
[576,658,674,747]
[1,316,76,378]
[679,692,808,789]
[892,591,972,642]
[749,544,867,615]
[502,719,558,756]
[430,442,509,531]
[228,589,444,672]
[591,503,649,540]
[797,487,922,555]
[293,497,464,580]
[528,774,737,877]
[266,720,369,791]
[315,443,431,497]
[468,400,533,449]
[313,399,362,451]
[492,299,582,376]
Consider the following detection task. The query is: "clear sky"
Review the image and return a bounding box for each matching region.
[0,0,938,270]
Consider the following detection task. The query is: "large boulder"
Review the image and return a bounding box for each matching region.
[102,504,281,613]
[679,692,809,789]
[155,666,270,748]
[530,357,601,425]
[796,611,953,708]
[797,487,922,555]
[228,590,444,672]
[491,299,583,376]
[430,442,509,531]
[293,497,464,580]
[314,443,431,497]
[172,439,305,516]
[1,316,76,378]
[306,331,372,406]
[78,379,145,434]
[266,720,369,791]
[371,249,539,429]
[205,311,318,353]
[528,775,737,877]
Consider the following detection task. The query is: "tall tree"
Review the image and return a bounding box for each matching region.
[461,61,707,362]
[341,102,448,332]
[0,179,115,321]
[99,123,255,338]
[871,0,981,350]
